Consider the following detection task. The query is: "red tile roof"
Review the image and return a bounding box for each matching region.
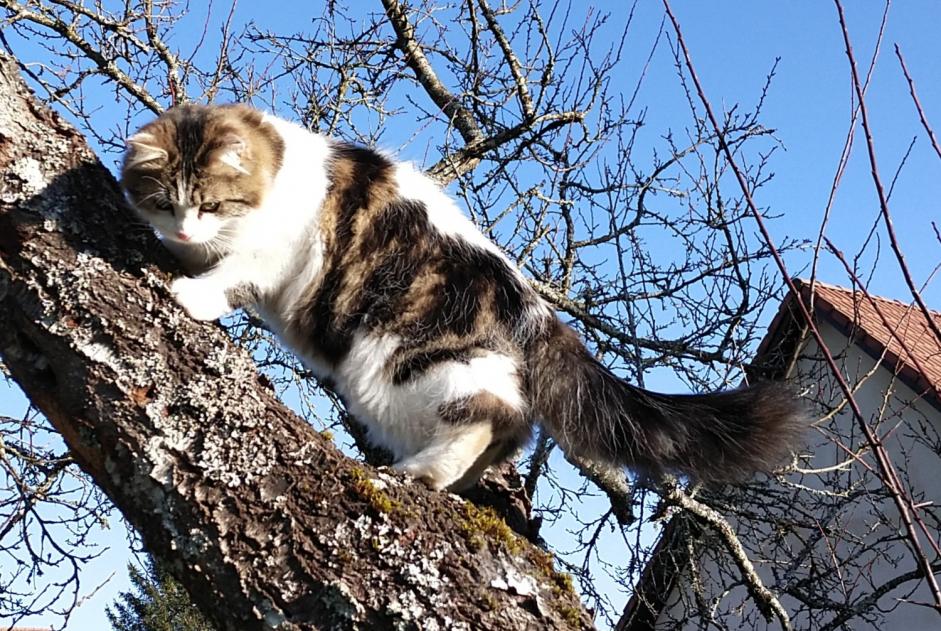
[774,279,941,408]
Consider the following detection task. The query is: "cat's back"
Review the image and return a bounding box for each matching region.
[259,114,332,212]
[282,139,548,387]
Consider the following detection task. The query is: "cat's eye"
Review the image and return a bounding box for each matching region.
[200,201,221,214]
[155,199,173,212]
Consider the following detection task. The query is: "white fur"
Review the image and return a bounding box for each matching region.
[126,132,168,167]
[464,353,525,411]
[328,331,523,473]
[251,116,331,327]
[394,421,494,490]
[393,163,506,257]
[177,206,223,244]
[218,149,250,175]
[393,161,553,331]
[170,276,231,321]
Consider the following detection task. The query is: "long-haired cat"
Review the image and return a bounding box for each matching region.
[120,104,804,491]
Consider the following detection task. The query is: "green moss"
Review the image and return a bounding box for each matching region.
[458,502,524,554]
[459,502,575,597]
[348,467,402,515]
[530,548,575,596]
[531,547,583,625]
[556,601,583,626]
[459,502,585,626]
[539,552,570,588]
[479,590,498,611]
[321,429,335,442]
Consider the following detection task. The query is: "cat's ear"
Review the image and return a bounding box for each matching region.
[125,132,168,167]
[215,134,251,175]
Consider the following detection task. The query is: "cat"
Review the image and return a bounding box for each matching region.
[120,103,804,491]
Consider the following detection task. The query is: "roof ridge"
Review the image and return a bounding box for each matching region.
[790,278,941,405]
[795,277,941,319]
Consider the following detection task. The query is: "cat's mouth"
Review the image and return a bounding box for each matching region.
[161,218,234,245]
[161,229,217,245]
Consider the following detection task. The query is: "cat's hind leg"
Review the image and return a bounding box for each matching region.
[394,421,494,491]
[446,435,526,492]
[393,391,530,491]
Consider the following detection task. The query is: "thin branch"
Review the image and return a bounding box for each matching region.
[142,0,185,104]
[565,454,634,525]
[476,0,535,119]
[427,109,584,183]
[663,481,793,630]
[894,44,941,162]
[835,8,941,347]
[529,279,731,365]
[0,0,163,113]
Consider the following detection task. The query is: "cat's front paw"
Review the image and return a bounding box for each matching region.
[170,277,232,321]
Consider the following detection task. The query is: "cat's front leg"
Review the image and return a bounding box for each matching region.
[169,255,244,321]
[170,275,234,321]
[170,250,276,321]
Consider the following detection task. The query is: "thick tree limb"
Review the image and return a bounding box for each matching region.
[381,0,484,145]
[0,53,592,630]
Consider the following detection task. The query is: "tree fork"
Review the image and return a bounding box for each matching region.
[0,53,593,631]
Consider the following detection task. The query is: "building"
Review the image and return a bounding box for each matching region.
[620,279,941,630]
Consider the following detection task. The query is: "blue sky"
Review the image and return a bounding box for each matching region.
[3,1,941,629]
[668,1,941,305]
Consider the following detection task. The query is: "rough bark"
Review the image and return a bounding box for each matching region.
[0,53,593,631]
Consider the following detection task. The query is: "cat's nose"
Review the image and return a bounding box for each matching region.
[176,231,191,242]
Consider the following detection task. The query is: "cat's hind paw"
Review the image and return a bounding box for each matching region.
[170,277,232,321]
[393,458,453,491]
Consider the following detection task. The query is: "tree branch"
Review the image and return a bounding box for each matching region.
[836,6,941,348]
[381,0,484,144]
[662,482,793,631]
[663,0,941,614]
[0,0,163,113]
[475,0,535,120]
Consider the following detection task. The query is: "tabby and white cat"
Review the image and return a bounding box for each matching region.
[120,104,803,491]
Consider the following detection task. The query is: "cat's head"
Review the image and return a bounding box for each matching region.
[120,104,284,245]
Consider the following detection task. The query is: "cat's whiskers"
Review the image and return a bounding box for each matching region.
[139,175,166,189]
[200,234,235,260]
[136,190,166,204]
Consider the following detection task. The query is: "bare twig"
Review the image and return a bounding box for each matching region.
[381,0,484,143]
[895,44,941,163]
[663,481,793,630]
[476,0,535,119]
[142,0,185,104]
[0,0,163,113]
[833,5,941,347]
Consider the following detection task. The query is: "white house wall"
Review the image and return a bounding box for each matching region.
[654,320,941,630]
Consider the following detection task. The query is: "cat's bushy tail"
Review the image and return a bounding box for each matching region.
[527,319,806,481]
